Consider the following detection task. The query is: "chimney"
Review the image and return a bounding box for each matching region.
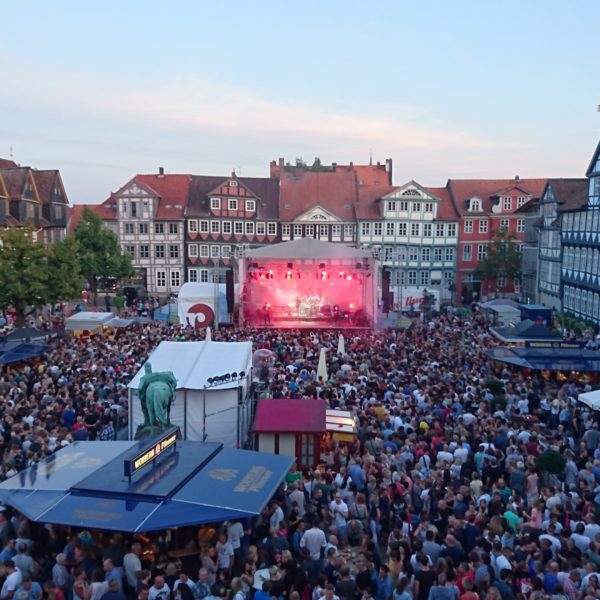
[278,157,285,170]
[349,161,353,168]
[158,167,165,178]
[385,158,393,184]
[515,175,520,181]
[332,162,337,171]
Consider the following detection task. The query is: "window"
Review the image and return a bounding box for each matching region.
[464,219,473,233]
[221,245,231,258]
[443,271,454,285]
[155,245,165,259]
[171,271,180,288]
[445,247,455,262]
[517,196,528,208]
[387,201,396,212]
[374,223,382,236]
[497,275,506,288]
[319,224,328,238]
[268,222,277,236]
[408,270,417,285]
[228,199,238,211]
[435,223,444,237]
[503,197,512,211]
[300,434,315,467]
[229,180,238,187]
[131,202,137,218]
[424,203,433,213]
[517,219,525,233]
[188,220,197,233]
[421,248,431,262]
[256,222,266,235]
[123,223,134,235]
[139,245,149,259]
[463,244,472,261]
[188,244,198,257]
[222,221,232,234]
[305,225,314,237]
[398,223,407,236]
[199,220,209,233]
[155,223,164,234]
[477,244,487,261]
[434,248,443,262]
[331,224,341,237]
[499,219,509,232]
[139,223,148,234]
[200,245,209,257]
[384,247,394,261]
[423,223,432,237]
[343,225,354,239]
[399,201,408,212]
[156,271,166,288]
[361,222,371,236]
[420,271,430,285]
[200,269,209,283]
[188,269,198,283]
[169,223,178,235]
[409,247,419,261]
[210,221,220,234]
[447,224,457,237]
[282,224,291,238]
[244,221,254,235]
[411,223,420,236]
[469,198,482,212]
[412,202,420,212]
[210,197,220,210]
[234,222,243,235]
[125,245,135,257]
[386,222,395,236]
[210,245,220,258]
[294,224,303,237]
[245,200,256,212]
[479,220,488,233]
[397,246,407,262]
[169,245,179,259]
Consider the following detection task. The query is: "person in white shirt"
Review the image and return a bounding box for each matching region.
[148,576,171,600]
[269,502,284,531]
[123,542,142,591]
[300,522,326,560]
[1,561,22,600]
[329,493,349,543]
[227,521,244,561]
[215,532,234,572]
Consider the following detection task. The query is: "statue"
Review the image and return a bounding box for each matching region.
[137,363,177,435]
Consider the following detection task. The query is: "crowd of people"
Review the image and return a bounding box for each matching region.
[1,304,600,600]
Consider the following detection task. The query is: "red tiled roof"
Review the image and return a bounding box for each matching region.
[254,398,326,433]
[67,203,116,235]
[425,186,459,220]
[336,163,392,187]
[546,179,588,212]
[134,174,191,220]
[279,171,357,222]
[0,159,18,168]
[355,185,395,219]
[447,178,548,216]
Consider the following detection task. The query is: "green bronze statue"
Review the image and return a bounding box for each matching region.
[138,363,177,432]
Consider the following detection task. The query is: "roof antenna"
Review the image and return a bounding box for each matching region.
[9,146,14,161]
[369,148,373,166]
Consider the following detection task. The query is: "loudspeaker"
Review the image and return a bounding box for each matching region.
[225,269,234,313]
[382,268,391,301]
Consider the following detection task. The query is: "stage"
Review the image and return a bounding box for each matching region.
[239,239,378,329]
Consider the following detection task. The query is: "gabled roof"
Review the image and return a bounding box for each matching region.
[279,170,357,222]
[447,178,548,216]
[586,138,600,177]
[67,203,116,235]
[133,174,191,220]
[425,186,459,220]
[0,167,32,200]
[31,170,67,205]
[185,175,228,217]
[543,178,588,212]
[355,185,395,219]
[335,162,392,187]
[0,159,18,168]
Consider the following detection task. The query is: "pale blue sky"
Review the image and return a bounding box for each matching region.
[1,0,599,203]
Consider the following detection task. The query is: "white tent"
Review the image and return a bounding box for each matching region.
[578,389,600,411]
[128,341,253,446]
[177,282,229,328]
[65,312,113,331]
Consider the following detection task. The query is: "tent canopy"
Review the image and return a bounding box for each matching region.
[244,238,373,260]
[105,317,134,329]
[65,312,114,331]
[578,389,600,411]
[491,320,561,343]
[4,327,48,342]
[128,341,252,391]
[0,341,48,364]
[487,346,600,372]
[0,439,292,532]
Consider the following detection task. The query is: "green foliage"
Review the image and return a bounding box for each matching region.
[0,228,49,324]
[475,229,522,292]
[75,208,133,295]
[113,295,125,310]
[536,449,566,475]
[46,236,84,304]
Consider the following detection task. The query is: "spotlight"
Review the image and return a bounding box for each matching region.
[207,377,214,385]
[224,373,231,381]
[321,271,328,280]
[339,271,345,278]
[346,275,353,281]
[285,270,293,280]
[239,371,246,378]
[268,270,274,279]
[231,372,238,379]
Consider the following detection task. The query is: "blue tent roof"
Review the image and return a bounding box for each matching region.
[0,341,48,364]
[0,439,292,532]
[487,346,600,372]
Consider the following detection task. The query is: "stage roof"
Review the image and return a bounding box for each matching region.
[0,439,292,532]
[254,398,327,433]
[486,346,600,372]
[245,238,373,260]
[128,341,252,391]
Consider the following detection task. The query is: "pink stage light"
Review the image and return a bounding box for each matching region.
[321,271,328,280]
[285,270,293,279]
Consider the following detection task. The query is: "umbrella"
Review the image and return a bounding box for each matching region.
[205,327,212,341]
[337,334,345,356]
[317,347,328,382]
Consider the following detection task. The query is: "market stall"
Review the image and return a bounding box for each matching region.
[65,312,114,335]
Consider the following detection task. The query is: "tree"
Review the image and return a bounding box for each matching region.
[0,228,50,325]
[475,229,522,297]
[47,236,84,304]
[75,208,133,302]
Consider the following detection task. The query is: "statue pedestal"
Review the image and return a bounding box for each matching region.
[134,425,166,440]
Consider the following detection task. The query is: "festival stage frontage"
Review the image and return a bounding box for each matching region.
[239,239,378,329]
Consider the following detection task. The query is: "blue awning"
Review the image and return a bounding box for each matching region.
[0,341,48,364]
[487,347,600,372]
[0,438,292,532]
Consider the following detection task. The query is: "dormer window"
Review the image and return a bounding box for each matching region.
[469,198,482,212]
[210,197,221,210]
[503,197,512,211]
[229,180,238,187]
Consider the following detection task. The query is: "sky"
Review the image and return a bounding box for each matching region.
[1,0,599,204]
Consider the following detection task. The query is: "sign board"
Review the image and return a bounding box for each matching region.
[124,426,179,477]
[393,287,440,310]
[525,340,586,349]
